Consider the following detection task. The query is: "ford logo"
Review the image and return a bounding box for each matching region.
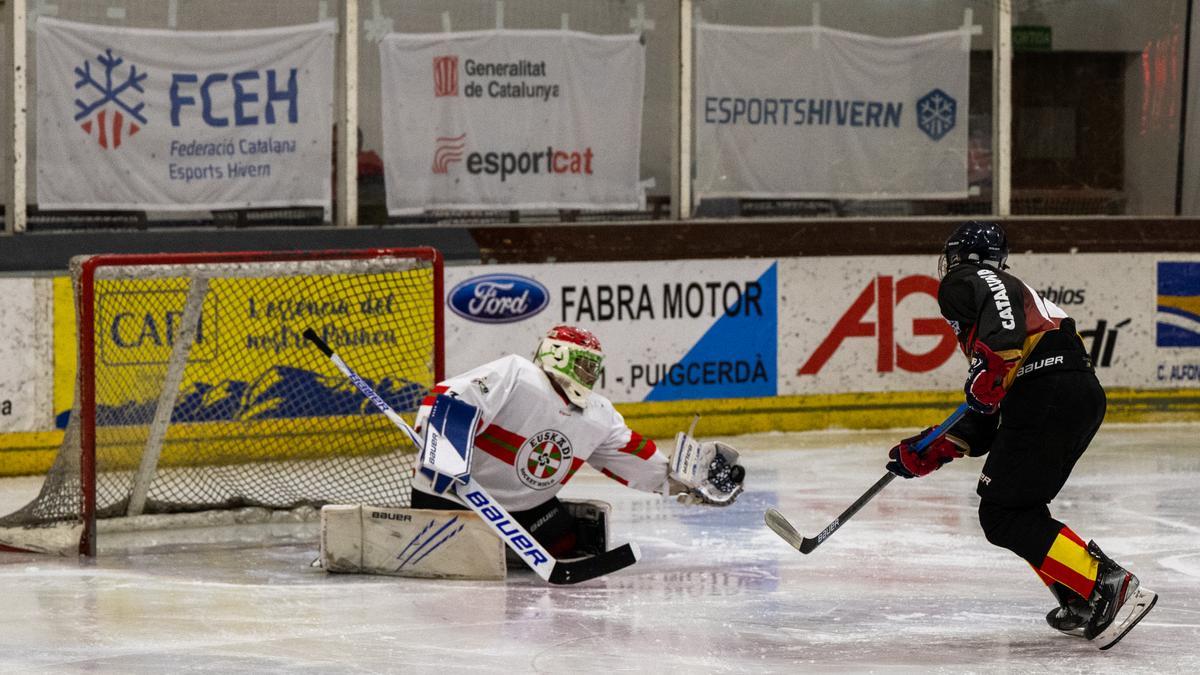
[448,274,549,324]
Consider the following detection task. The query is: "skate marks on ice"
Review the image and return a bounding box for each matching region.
[0,424,1197,672]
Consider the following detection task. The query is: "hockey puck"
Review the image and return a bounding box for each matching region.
[729,464,746,484]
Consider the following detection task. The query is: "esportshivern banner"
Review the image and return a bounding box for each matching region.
[36,18,334,211]
[379,30,645,213]
[694,23,971,200]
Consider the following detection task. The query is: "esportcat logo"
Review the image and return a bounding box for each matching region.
[432,134,466,173]
[431,133,595,181]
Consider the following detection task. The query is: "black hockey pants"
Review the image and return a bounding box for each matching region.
[976,367,1106,568]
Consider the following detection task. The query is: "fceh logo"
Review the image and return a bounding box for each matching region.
[433,55,459,97]
[798,274,957,374]
[74,48,148,149]
[448,274,549,324]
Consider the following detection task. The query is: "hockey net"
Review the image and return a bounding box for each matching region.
[0,248,443,555]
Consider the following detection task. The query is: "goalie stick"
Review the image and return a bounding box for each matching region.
[302,328,640,584]
[765,403,969,554]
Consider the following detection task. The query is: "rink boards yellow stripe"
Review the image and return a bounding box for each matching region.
[2,388,1199,477]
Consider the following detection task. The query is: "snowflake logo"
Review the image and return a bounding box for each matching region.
[74,48,148,150]
[916,88,957,142]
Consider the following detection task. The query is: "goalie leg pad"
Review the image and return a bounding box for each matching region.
[320,505,505,580]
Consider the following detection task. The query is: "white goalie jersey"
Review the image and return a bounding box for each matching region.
[412,355,669,512]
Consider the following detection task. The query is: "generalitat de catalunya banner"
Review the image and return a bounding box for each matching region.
[380,30,645,214]
[694,23,970,200]
[36,18,334,211]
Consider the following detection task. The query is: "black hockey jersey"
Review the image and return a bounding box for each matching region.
[938,261,1069,387]
[938,261,1092,454]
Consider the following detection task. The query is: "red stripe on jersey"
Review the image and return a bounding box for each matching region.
[474,436,517,465]
[472,441,516,461]
[618,432,657,460]
[420,385,452,407]
[473,424,525,466]
[560,457,587,485]
[481,423,525,449]
[1021,284,1060,336]
[600,468,629,486]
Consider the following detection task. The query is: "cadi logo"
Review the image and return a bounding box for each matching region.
[799,274,958,374]
[74,48,148,149]
[448,274,550,324]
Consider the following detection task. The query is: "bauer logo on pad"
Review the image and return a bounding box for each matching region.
[421,394,481,483]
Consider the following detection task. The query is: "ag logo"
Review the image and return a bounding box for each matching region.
[516,429,573,490]
[799,274,957,374]
[917,88,956,141]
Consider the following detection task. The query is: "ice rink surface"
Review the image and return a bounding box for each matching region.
[1,423,1198,674]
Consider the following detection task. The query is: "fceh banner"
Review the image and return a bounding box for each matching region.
[694,23,970,200]
[442,260,777,403]
[379,30,645,213]
[36,18,334,211]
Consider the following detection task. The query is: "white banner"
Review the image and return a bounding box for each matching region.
[0,280,53,433]
[380,30,645,214]
[443,260,777,403]
[36,18,334,211]
[779,253,1200,394]
[695,24,970,200]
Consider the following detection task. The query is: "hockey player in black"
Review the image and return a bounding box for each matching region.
[885,221,1157,650]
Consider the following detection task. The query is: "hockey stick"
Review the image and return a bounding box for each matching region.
[302,328,640,584]
[765,403,970,555]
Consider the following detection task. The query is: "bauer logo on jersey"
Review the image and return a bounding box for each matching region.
[516,429,574,490]
[448,274,549,324]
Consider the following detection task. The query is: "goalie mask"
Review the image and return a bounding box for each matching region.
[534,325,604,407]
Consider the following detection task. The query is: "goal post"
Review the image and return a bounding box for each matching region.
[0,248,443,556]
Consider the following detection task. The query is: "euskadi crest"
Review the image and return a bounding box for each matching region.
[917,88,956,141]
[74,48,148,149]
[516,429,573,490]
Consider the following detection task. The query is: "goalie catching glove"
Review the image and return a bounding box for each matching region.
[668,431,745,506]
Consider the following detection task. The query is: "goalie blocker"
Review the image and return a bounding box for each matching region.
[319,500,612,580]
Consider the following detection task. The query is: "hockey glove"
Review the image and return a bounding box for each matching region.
[965,342,1014,414]
[672,441,745,507]
[885,427,965,479]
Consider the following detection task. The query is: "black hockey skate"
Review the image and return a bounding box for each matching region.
[1083,541,1158,650]
[1045,583,1091,637]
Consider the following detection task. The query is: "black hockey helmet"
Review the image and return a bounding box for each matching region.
[939,220,1009,278]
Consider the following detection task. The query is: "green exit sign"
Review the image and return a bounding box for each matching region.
[1014,25,1052,51]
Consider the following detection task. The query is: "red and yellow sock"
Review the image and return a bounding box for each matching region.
[1035,525,1099,599]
